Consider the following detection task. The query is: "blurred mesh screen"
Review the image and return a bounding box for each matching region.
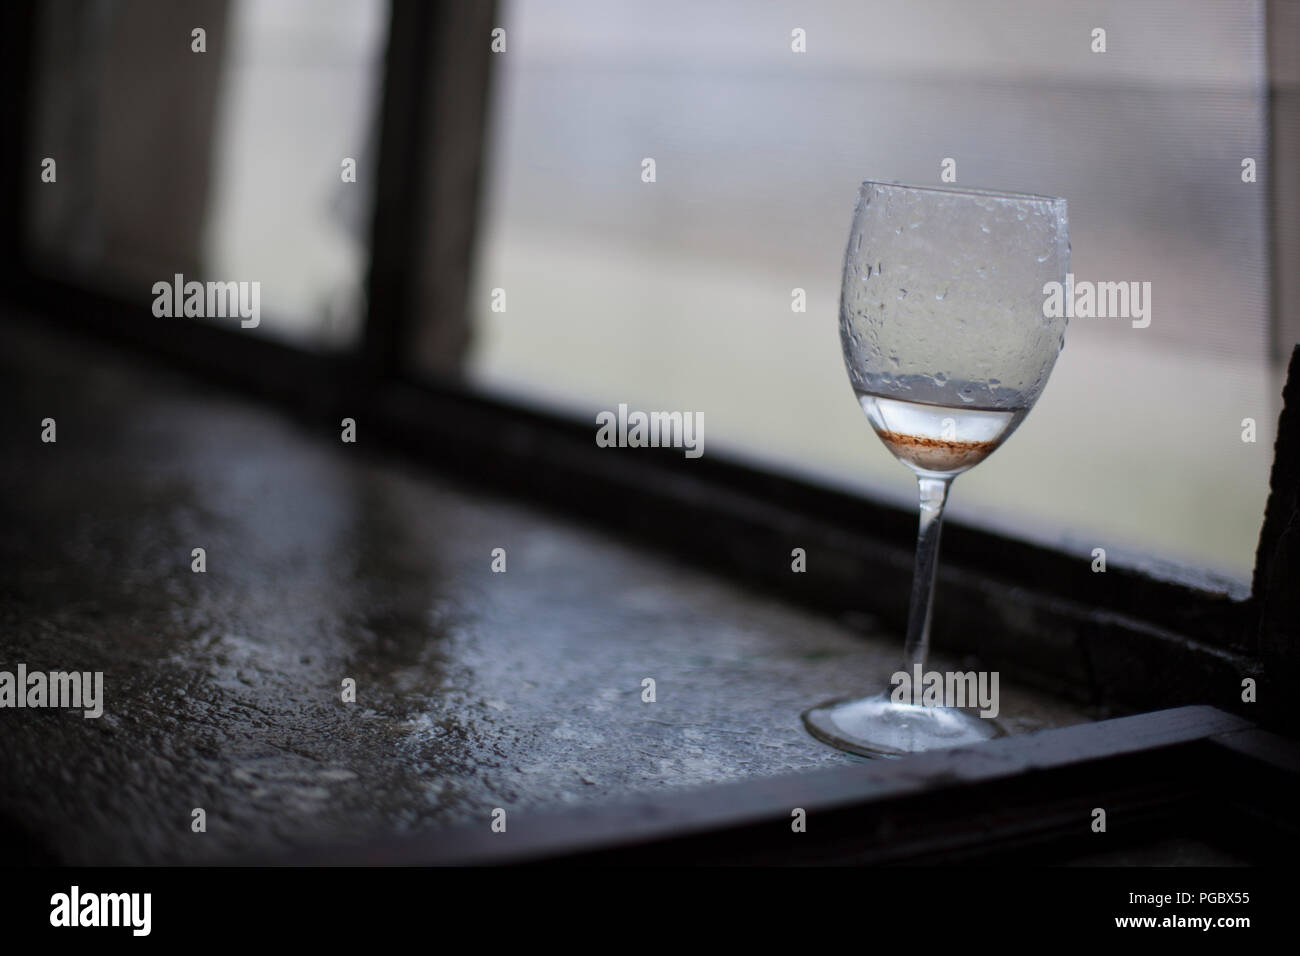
[462,0,1275,580]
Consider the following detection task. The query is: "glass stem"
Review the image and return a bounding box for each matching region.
[902,475,953,674]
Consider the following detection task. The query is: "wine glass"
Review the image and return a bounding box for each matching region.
[803,181,1069,757]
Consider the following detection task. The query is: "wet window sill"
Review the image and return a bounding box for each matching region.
[0,320,1095,865]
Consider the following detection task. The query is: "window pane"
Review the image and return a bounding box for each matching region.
[462,0,1275,580]
[24,0,387,350]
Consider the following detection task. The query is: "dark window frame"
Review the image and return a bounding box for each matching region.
[0,0,1296,752]
[262,705,1300,865]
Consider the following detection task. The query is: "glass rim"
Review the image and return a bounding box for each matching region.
[859,179,1066,204]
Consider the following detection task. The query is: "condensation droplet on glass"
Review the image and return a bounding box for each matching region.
[897,289,908,300]
[935,372,947,384]
[980,224,990,234]
[1036,253,1048,263]
[958,385,975,404]
[935,288,948,301]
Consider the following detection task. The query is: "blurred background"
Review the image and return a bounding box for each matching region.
[23,0,1281,581]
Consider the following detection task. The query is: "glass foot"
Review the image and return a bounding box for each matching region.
[803,691,1004,758]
